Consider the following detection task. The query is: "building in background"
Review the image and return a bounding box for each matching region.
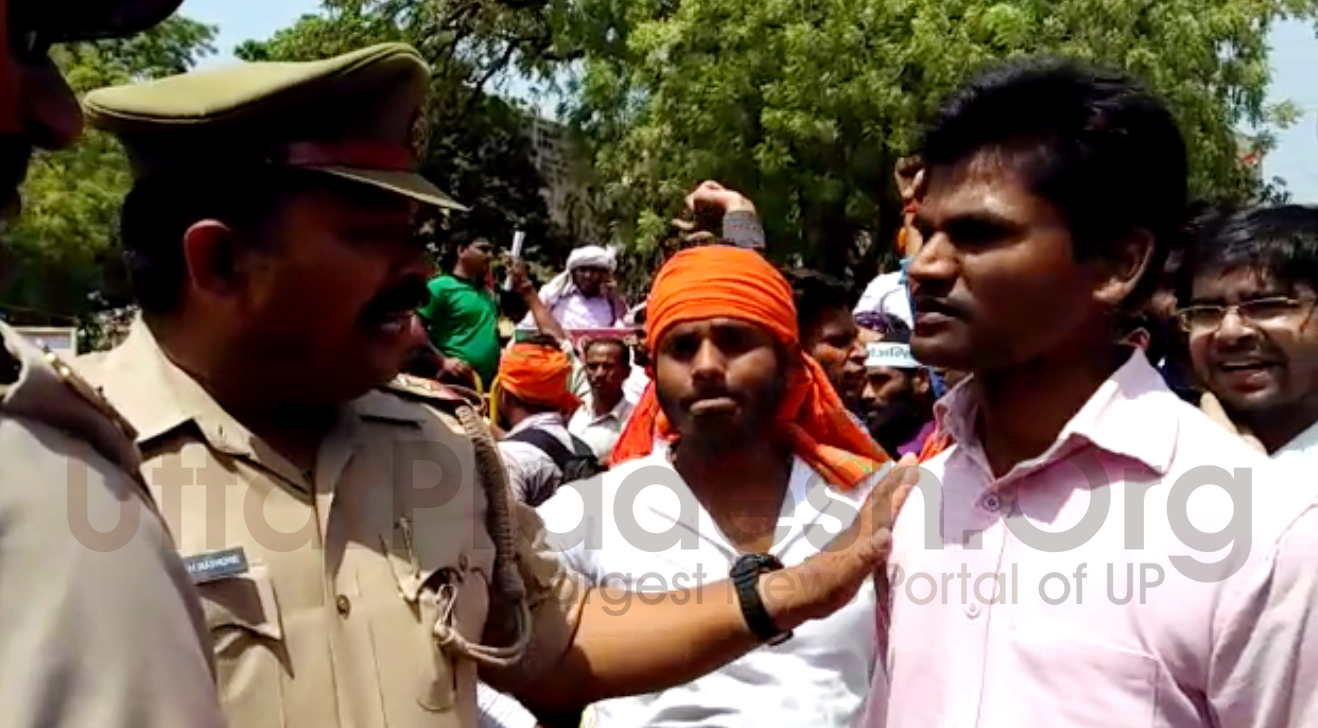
[523,115,601,242]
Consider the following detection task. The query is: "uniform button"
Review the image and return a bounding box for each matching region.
[980,493,1002,512]
[336,595,351,617]
[965,601,981,619]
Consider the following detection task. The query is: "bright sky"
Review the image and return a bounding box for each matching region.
[181,0,319,63]
[1263,18,1318,203]
[181,0,1318,203]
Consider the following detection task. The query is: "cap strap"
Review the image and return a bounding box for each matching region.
[273,141,416,172]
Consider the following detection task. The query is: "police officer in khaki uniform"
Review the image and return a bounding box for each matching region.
[0,2,226,727]
[77,43,913,728]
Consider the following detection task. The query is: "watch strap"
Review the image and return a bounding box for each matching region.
[731,553,791,645]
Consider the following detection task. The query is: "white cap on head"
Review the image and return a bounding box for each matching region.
[866,342,921,370]
[566,245,616,272]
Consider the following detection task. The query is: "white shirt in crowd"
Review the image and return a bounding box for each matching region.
[537,448,881,728]
[520,291,623,332]
[854,270,913,327]
[1274,419,1318,466]
[622,366,651,405]
[549,292,622,329]
[498,411,577,507]
[568,392,634,463]
[524,245,624,331]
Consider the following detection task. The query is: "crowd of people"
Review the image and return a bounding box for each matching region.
[410,185,946,507]
[5,2,1318,728]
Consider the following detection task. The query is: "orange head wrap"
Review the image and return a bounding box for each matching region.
[610,246,889,489]
[497,342,580,413]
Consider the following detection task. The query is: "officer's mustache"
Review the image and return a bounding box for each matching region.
[362,276,429,324]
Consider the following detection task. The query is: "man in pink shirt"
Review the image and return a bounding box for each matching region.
[864,58,1318,728]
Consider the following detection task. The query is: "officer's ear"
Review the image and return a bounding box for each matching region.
[912,368,932,398]
[181,219,257,305]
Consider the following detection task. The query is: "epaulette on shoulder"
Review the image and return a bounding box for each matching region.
[382,373,482,409]
[0,328,140,473]
[43,349,137,438]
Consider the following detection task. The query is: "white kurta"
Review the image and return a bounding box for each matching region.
[537,449,880,728]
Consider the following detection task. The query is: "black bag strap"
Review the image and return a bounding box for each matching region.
[507,427,593,472]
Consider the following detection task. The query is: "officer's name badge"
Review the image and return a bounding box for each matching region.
[184,547,249,584]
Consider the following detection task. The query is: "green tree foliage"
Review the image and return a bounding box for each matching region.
[237,0,574,264]
[558,0,1318,279]
[8,0,1316,319]
[0,17,216,324]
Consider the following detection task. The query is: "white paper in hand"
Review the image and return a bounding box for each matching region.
[504,230,527,291]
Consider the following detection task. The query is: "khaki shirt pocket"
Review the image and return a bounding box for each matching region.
[199,563,287,728]
[389,552,491,715]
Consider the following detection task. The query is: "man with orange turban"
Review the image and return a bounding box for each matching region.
[538,245,894,727]
[612,246,888,486]
[494,336,593,507]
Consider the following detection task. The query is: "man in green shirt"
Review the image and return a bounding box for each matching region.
[419,234,501,389]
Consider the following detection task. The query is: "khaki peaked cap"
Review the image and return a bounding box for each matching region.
[84,43,466,211]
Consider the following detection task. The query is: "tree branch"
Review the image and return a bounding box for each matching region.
[458,41,520,118]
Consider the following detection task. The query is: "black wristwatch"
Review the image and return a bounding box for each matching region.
[730,553,792,645]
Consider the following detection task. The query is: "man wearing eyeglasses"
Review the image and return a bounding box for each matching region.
[0,2,225,728]
[1177,205,1318,462]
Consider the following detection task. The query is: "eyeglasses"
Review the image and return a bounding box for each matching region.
[1174,296,1316,333]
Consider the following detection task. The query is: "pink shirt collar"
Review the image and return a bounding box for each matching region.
[932,349,1178,485]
